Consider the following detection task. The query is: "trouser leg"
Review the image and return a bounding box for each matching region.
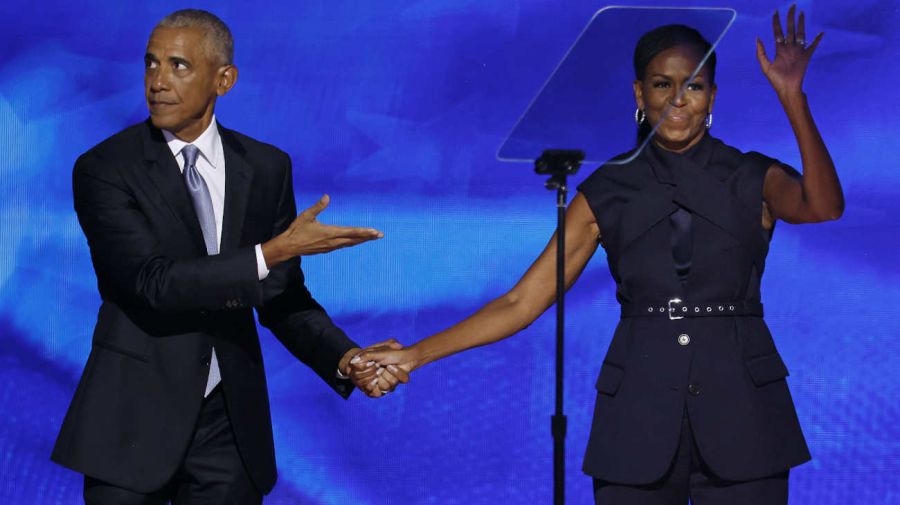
[171,386,262,505]
[83,476,169,505]
[82,386,261,505]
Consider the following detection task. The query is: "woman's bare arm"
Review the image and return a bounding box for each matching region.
[359,192,601,371]
[757,6,844,224]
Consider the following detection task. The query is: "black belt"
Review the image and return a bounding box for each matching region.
[621,298,763,320]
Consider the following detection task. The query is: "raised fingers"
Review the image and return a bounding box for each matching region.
[797,10,806,45]
[772,9,785,44]
[755,37,772,74]
[299,194,330,220]
[806,31,824,55]
[786,4,796,43]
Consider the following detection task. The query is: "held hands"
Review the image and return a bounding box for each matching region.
[353,344,421,397]
[356,345,420,373]
[756,4,823,98]
[341,339,413,398]
[261,194,383,267]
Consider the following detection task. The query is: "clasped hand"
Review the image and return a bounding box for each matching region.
[342,340,418,397]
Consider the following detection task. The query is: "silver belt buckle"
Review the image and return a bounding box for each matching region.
[668,298,684,320]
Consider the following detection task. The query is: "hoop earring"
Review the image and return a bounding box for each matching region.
[634,108,646,125]
[705,113,713,129]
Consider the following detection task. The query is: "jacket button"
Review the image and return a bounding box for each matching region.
[687,384,700,396]
[677,333,690,346]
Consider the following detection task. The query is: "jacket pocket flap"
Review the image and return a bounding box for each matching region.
[595,362,625,395]
[746,352,789,386]
[91,303,149,362]
[93,339,149,362]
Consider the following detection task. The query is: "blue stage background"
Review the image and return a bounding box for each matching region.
[1,0,898,503]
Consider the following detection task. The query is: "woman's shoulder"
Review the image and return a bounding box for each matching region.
[709,136,786,177]
[578,147,644,188]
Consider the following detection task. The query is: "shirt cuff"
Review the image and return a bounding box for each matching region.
[254,244,270,281]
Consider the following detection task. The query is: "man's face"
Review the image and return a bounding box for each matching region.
[144,27,235,141]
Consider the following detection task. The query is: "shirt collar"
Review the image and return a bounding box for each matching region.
[162,116,221,169]
[645,132,714,185]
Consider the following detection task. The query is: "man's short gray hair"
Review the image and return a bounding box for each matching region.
[156,9,234,65]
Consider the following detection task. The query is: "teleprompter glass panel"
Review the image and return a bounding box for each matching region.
[497,6,736,165]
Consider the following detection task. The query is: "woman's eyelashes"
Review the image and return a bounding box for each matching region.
[651,80,704,91]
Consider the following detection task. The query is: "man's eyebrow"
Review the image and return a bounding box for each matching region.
[144,53,191,67]
[168,56,191,66]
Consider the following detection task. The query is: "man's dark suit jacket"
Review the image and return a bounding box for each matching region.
[51,120,357,494]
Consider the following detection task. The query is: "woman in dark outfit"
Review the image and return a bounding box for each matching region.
[360,6,843,504]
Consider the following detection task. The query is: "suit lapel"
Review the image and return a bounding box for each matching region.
[140,121,208,254]
[219,125,254,253]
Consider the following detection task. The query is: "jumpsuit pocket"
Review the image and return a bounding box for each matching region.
[595,362,625,395]
[745,352,789,386]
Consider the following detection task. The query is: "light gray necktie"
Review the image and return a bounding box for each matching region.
[182,144,221,397]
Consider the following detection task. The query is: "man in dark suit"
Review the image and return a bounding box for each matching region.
[51,9,403,504]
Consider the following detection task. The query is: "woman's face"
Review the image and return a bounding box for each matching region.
[633,45,716,153]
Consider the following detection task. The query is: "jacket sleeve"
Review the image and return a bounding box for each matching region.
[73,151,262,314]
[255,153,358,398]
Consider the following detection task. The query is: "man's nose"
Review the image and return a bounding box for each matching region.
[148,68,170,92]
[670,89,686,107]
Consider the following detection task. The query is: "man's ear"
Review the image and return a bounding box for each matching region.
[632,80,644,110]
[216,65,238,97]
[708,83,717,114]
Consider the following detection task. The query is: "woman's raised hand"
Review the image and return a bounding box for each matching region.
[756,4,823,97]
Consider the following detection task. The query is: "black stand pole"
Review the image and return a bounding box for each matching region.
[535,149,584,505]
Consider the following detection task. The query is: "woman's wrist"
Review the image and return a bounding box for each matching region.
[406,343,428,371]
[777,88,807,111]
